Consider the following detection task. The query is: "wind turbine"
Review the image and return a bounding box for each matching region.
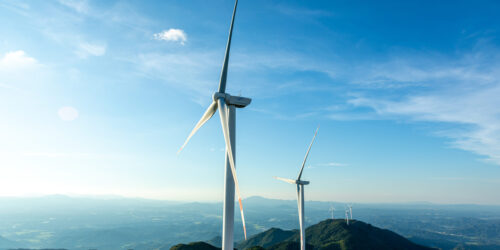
[274,127,319,250]
[345,207,349,225]
[177,0,250,249]
[348,204,353,220]
[329,205,335,220]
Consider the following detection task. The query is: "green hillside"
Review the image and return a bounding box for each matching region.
[170,241,220,250]
[236,228,297,249]
[237,219,436,250]
[266,241,314,250]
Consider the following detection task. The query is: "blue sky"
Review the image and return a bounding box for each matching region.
[1,0,500,204]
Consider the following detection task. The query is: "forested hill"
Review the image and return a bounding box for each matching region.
[173,219,435,250]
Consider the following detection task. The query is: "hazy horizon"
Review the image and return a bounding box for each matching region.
[1,193,499,206]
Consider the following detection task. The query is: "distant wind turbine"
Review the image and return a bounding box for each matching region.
[177,0,251,249]
[274,127,319,250]
[329,205,335,220]
[345,207,350,225]
[348,204,353,220]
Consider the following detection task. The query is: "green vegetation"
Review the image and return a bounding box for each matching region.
[237,219,435,250]
[176,219,435,250]
[236,228,296,249]
[170,241,220,250]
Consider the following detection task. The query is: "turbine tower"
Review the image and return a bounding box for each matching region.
[274,127,319,250]
[329,205,335,220]
[178,1,250,249]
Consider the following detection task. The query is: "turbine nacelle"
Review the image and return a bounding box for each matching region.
[297,180,310,185]
[213,92,252,108]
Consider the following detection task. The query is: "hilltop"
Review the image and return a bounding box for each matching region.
[237,219,435,249]
[237,228,297,249]
[170,241,220,250]
[173,219,435,250]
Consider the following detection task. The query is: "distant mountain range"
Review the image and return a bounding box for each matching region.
[171,219,435,250]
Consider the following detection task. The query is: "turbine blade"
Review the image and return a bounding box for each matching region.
[217,98,247,240]
[273,176,296,184]
[217,0,238,93]
[297,125,320,180]
[178,101,218,154]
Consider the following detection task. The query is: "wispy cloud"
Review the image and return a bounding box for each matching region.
[429,176,466,181]
[58,0,89,14]
[75,42,106,58]
[154,29,187,45]
[274,4,332,19]
[320,162,349,167]
[249,107,319,121]
[339,44,500,165]
[128,51,219,103]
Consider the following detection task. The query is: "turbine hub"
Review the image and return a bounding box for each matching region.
[213,92,252,108]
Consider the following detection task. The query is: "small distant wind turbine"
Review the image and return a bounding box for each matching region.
[177,1,250,249]
[345,207,350,225]
[274,127,319,250]
[348,204,353,220]
[329,205,335,220]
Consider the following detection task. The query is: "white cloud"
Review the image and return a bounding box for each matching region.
[0,50,38,70]
[58,106,79,121]
[154,29,187,45]
[0,50,43,90]
[76,42,106,58]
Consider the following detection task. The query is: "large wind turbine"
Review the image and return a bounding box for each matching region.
[329,205,335,220]
[177,1,250,249]
[274,127,319,250]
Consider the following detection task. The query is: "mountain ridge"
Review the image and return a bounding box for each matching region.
[188,219,436,250]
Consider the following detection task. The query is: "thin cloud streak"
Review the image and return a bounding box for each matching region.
[58,0,89,14]
[320,162,349,167]
[75,42,106,58]
[339,45,500,165]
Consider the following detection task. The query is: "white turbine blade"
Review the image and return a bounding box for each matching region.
[218,0,238,93]
[178,101,218,154]
[297,126,319,180]
[217,98,247,240]
[273,176,296,184]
